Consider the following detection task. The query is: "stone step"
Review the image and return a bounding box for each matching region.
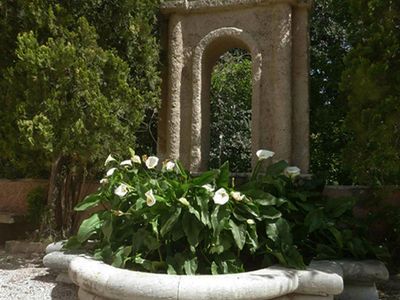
[0,213,23,224]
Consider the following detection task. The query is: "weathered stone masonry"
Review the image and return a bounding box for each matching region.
[158,0,312,172]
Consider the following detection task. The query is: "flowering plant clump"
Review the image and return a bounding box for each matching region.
[67,148,386,274]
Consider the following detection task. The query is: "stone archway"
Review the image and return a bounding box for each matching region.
[158,0,312,173]
[191,27,262,171]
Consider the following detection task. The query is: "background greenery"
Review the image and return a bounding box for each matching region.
[1,0,399,186]
[0,0,160,179]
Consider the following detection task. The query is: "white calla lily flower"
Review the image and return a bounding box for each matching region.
[284,166,301,178]
[120,159,133,167]
[106,167,117,177]
[178,197,190,206]
[246,219,256,225]
[114,183,129,197]
[165,160,175,171]
[104,154,116,166]
[256,149,275,161]
[230,191,245,201]
[132,155,141,164]
[202,184,215,193]
[145,189,156,206]
[213,188,229,205]
[145,156,159,169]
[100,178,108,185]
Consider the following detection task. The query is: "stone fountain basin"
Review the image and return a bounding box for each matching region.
[43,242,388,300]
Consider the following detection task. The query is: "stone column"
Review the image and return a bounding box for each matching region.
[267,3,293,163]
[166,14,184,160]
[291,4,310,172]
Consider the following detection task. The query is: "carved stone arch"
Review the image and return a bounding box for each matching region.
[191,27,262,171]
[158,0,312,173]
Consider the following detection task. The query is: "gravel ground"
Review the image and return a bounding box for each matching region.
[0,247,399,300]
[0,249,77,300]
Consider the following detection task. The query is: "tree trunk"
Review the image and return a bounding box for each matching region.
[46,154,86,239]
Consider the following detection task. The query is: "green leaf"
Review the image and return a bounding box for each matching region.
[246,224,259,252]
[328,226,343,249]
[184,257,198,275]
[191,170,219,186]
[182,212,203,247]
[266,218,292,244]
[260,206,282,220]
[265,160,288,176]
[215,161,230,188]
[160,207,182,237]
[305,208,326,233]
[112,246,132,268]
[229,219,246,250]
[74,193,101,211]
[195,195,211,227]
[211,261,219,275]
[77,213,102,243]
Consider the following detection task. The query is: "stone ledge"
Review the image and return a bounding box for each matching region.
[67,256,342,300]
[161,0,312,14]
[5,240,47,254]
[310,260,389,283]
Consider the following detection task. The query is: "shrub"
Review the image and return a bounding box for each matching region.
[27,186,47,226]
[67,150,385,274]
[341,0,400,185]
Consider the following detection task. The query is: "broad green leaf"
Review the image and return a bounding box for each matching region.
[260,206,282,220]
[182,212,203,247]
[195,195,211,227]
[305,208,326,233]
[266,218,292,244]
[102,218,113,241]
[246,224,259,252]
[191,170,218,186]
[160,207,181,237]
[184,257,198,275]
[284,247,305,269]
[229,219,246,250]
[215,161,230,188]
[265,160,288,176]
[77,213,102,243]
[112,246,132,268]
[74,193,101,211]
[211,261,219,275]
[328,226,343,249]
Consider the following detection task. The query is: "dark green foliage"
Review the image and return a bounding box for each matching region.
[342,0,400,185]
[309,0,352,184]
[209,50,252,173]
[0,0,160,177]
[27,186,47,225]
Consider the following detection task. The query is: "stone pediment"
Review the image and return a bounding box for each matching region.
[161,0,312,13]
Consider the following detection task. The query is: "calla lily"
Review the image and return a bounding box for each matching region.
[284,166,301,178]
[256,149,275,161]
[120,160,133,167]
[202,184,215,193]
[145,189,156,206]
[106,167,117,177]
[114,183,129,197]
[145,156,159,169]
[165,160,175,171]
[213,188,229,205]
[132,155,141,164]
[230,191,245,201]
[100,178,108,185]
[104,154,116,166]
[246,219,256,225]
[178,197,190,206]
